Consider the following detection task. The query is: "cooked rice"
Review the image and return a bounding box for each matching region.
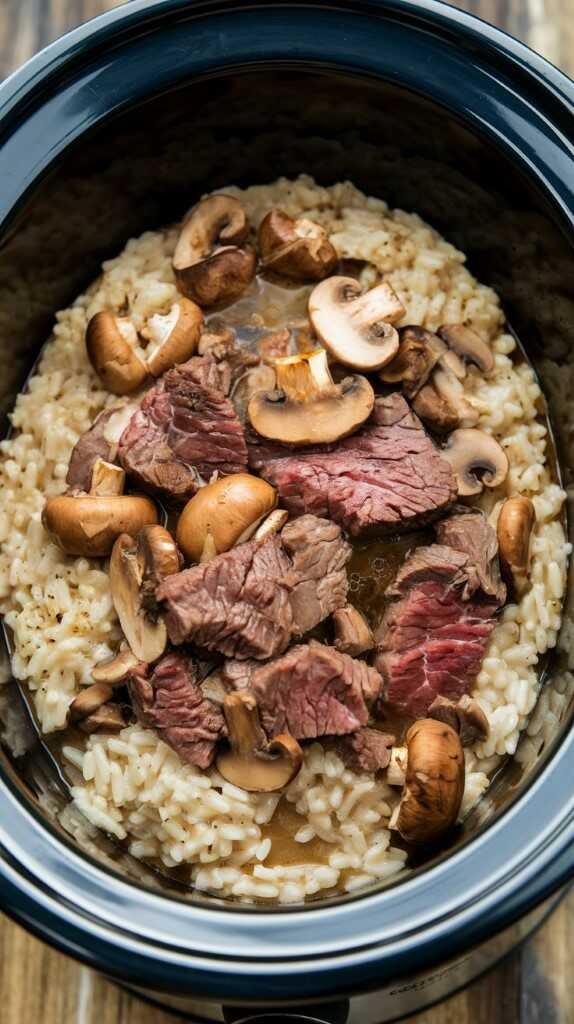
[0,175,569,901]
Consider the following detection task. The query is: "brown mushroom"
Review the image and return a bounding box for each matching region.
[79,704,126,734]
[42,493,158,557]
[441,428,508,496]
[389,719,465,844]
[438,324,494,373]
[68,683,113,724]
[248,348,374,445]
[332,605,374,656]
[428,695,490,746]
[176,474,277,563]
[308,276,405,371]
[109,527,179,661]
[497,495,536,591]
[141,298,204,377]
[86,311,148,395]
[216,692,303,792]
[258,208,338,281]
[379,326,446,397]
[93,649,141,685]
[173,194,256,307]
[413,363,479,434]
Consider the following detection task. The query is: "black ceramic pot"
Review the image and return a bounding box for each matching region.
[0,2,573,1022]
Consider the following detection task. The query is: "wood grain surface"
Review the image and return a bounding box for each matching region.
[0,1,573,1022]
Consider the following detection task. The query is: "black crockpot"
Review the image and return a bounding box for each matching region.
[0,2,573,1021]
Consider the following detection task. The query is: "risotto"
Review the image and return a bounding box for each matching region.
[0,176,569,902]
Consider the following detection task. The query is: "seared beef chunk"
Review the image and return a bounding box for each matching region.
[158,533,293,659]
[251,640,382,739]
[281,515,351,634]
[332,605,374,656]
[248,394,456,536]
[335,728,395,773]
[198,326,260,393]
[118,355,248,503]
[129,652,224,768]
[67,409,116,493]
[157,514,350,659]
[375,510,505,717]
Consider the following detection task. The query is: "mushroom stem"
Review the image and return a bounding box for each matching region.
[90,459,126,497]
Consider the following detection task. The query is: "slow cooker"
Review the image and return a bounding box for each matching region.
[0,2,573,1021]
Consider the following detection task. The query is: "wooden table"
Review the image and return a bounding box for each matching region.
[0,1,573,1021]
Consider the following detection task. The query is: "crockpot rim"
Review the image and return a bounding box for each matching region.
[0,0,573,1000]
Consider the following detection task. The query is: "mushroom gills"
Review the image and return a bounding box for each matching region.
[216,692,303,792]
[109,527,179,662]
[248,348,374,445]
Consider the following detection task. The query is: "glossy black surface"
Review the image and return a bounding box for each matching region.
[0,0,573,1011]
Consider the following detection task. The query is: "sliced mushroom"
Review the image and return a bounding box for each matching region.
[438,324,494,373]
[68,683,113,724]
[253,508,289,542]
[497,495,535,591]
[90,458,126,497]
[332,605,374,656]
[93,649,141,685]
[379,326,446,398]
[441,428,508,496]
[259,208,338,281]
[79,703,126,734]
[86,311,148,395]
[413,363,479,434]
[308,276,405,371]
[42,494,158,557]
[141,298,204,377]
[248,348,374,445]
[389,719,465,844]
[216,691,303,792]
[176,474,277,563]
[428,695,490,746]
[109,528,179,661]
[173,194,256,307]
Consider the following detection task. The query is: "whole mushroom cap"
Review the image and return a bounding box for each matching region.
[395,718,465,845]
[176,473,278,563]
[173,194,256,307]
[259,208,338,281]
[42,494,158,558]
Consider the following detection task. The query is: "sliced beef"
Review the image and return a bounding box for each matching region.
[375,510,505,717]
[335,728,395,773]
[248,394,456,536]
[220,658,259,691]
[118,355,248,503]
[157,514,350,659]
[198,326,260,393]
[67,409,116,493]
[435,510,505,602]
[251,641,383,739]
[129,652,224,768]
[281,515,351,634]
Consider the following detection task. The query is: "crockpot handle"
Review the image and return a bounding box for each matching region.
[223,1001,349,1023]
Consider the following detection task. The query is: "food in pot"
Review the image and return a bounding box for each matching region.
[0,178,568,905]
